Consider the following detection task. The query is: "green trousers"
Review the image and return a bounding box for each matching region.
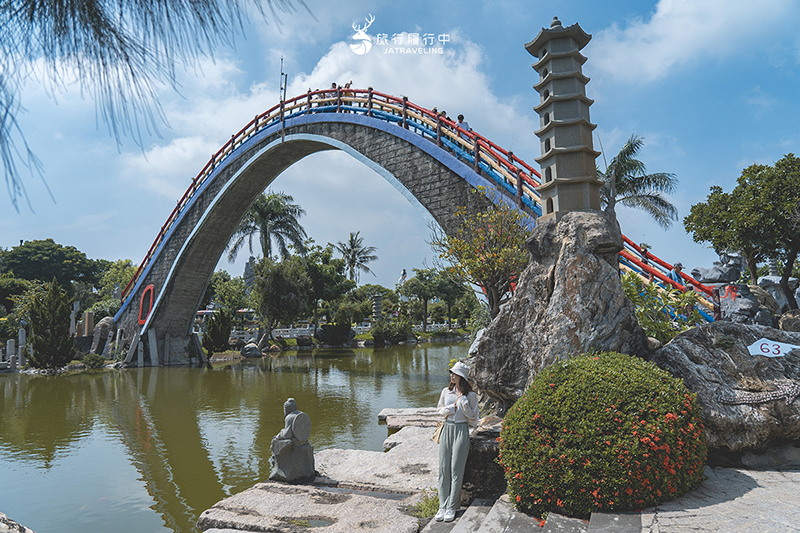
[438,421,470,510]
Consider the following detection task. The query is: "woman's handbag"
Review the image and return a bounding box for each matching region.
[432,420,444,443]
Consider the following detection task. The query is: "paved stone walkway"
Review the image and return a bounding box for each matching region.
[641,466,800,532]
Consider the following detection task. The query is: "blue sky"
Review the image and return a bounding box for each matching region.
[3,0,800,290]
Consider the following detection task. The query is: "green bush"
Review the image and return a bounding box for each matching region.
[371,318,412,345]
[82,352,106,368]
[314,322,352,345]
[498,351,706,519]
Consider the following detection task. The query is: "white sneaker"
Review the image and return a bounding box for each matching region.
[434,509,446,522]
[443,510,456,522]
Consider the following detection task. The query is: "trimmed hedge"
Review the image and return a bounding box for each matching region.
[498,351,706,518]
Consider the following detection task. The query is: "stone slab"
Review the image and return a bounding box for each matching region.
[543,513,589,533]
[197,482,418,533]
[385,414,441,429]
[587,512,641,532]
[315,426,438,493]
[641,465,800,532]
[378,407,439,420]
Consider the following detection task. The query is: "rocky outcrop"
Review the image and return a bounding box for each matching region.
[780,310,800,332]
[472,211,649,407]
[89,316,115,354]
[758,276,799,314]
[691,264,741,284]
[0,512,35,533]
[718,284,775,327]
[240,342,261,357]
[648,321,800,463]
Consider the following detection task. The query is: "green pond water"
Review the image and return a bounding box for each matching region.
[0,342,468,533]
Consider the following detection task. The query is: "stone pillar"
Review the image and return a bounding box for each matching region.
[526,17,603,222]
[137,342,144,367]
[147,329,159,366]
[17,328,26,367]
[83,311,95,335]
[6,339,14,364]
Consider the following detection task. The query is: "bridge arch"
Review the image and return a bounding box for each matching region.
[115,104,538,365]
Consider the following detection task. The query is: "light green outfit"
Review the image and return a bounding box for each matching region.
[438,420,470,510]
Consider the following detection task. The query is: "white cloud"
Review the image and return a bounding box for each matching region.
[591,0,796,83]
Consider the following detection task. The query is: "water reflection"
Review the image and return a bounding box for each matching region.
[0,343,465,533]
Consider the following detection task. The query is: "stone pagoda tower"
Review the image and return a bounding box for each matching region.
[526,17,603,222]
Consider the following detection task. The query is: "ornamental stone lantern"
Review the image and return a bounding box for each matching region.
[526,17,603,222]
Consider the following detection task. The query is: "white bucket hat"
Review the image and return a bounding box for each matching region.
[450,361,470,382]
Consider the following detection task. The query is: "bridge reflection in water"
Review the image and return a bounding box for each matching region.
[0,343,462,533]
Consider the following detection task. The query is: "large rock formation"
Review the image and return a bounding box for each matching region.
[472,211,649,408]
[89,316,115,354]
[648,321,800,463]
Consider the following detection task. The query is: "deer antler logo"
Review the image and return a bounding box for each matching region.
[350,14,375,55]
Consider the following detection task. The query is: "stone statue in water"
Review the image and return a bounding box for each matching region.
[269,398,315,482]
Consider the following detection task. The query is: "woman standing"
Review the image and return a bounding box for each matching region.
[435,361,479,522]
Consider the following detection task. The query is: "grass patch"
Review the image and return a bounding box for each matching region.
[408,488,439,518]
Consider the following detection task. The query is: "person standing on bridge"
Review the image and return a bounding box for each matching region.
[457,114,470,134]
[669,262,685,290]
[435,361,479,523]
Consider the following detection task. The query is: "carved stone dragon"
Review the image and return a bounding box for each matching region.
[719,381,800,406]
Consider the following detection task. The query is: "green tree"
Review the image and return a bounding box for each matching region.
[429,187,532,319]
[434,271,468,330]
[251,256,310,338]
[600,134,679,229]
[304,243,354,334]
[399,268,438,333]
[88,259,137,318]
[227,191,308,262]
[684,184,768,284]
[685,154,800,307]
[738,154,800,308]
[200,270,232,310]
[0,271,30,315]
[202,311,233,358]
[28,279,75,369]
[97,259,136,300]
[1,239,101,288]
[335,231,378,282]
[1,0,306,210]
[212,275,249,315]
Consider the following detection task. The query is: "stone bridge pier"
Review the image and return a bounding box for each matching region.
[115,113,526,365]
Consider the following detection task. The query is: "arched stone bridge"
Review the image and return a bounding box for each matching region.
[114,89,542,366]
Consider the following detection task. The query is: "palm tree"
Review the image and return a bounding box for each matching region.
[1,0,306,210]
[599,134,679,229]
[335,232,378,283]
[227,191,307,262]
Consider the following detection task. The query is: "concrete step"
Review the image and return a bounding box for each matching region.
[450,498,495,533]
[587,512,641,532]
[419,499,494,533]
[474,495,513,533]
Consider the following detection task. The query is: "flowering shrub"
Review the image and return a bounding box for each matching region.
[497,351,706,519]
